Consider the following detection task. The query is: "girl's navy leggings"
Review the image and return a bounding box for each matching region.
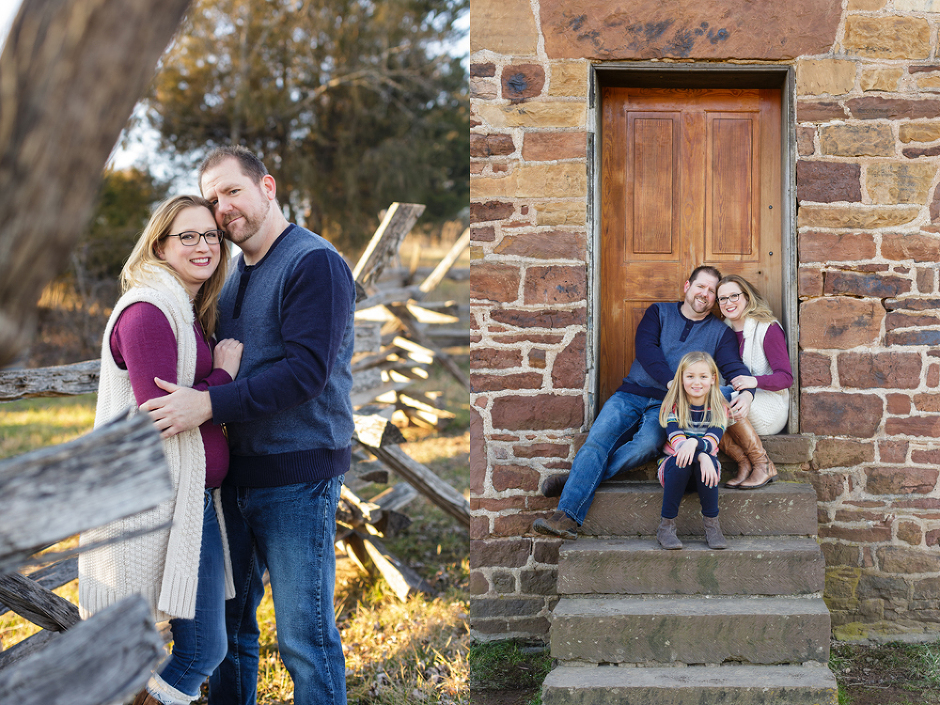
[660,454,719,519]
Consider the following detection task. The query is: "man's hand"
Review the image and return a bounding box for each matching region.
[139,379,213,439]
[729,391,753,420]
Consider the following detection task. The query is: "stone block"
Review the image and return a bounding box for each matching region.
[523,265,586,305]
[820,523,893,543]
[471,262,521,303]
[520,568,557,595]
[798,126,816,155]
[797,161,862,202]
[522,131,587,161]
[538,0,842,61]
[762,434,815,463]
[837,351,922,389]
[879,440,909,463]
[551,332,586,389]
[490,393,584,431]
[470,77,498,100]
[494,230,586,260]
[799,297,884,349]
[900,121,940,143]
[475,102,586,129]
[471,596,545,619]
[551,596,830,665]
[866,162,936,204]
[866,467,939,494]
[843,16,931,60]
[471,346,523,370]
[799,266,823,297]
[797,100,849,122]
[797,205,920,229]
[472,162,587,200]
[887,329,940,346]
[470,0,539,55]
[885,415,940,436]
[547,62,588,97]
[897,521,923,545]
[878,545,940,574]
[799,231,875,262]
[534,201,587,226]
[471,372,544,393]
[896,0,940,10]
[800,391,882,437]
[542,665,838,705]
[848,0,886,8]
[818,123,894,157]
[489,307,587,329]
[471,408,487,494]
[883,232,940,262]
[810,472,846,502]
[800,351,832,387]
[557,537,825,596]
[860,66,903,92]
[847,96,940,120]
[501,63,545,102]
[797,59,856,96]
[491,464,541,492]
[471,63,496,78]
[580,482,819,538]
[470,537,532,569]
[470,133,515,158]
[471,226,496,242]
[903,144,940,158]
[914,393,940,412]
[471,200,514,223]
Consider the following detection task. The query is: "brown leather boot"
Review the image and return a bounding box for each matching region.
[131,690,161,705]
[732,417,777,489]
[532,511,579,540]
[719,429,752,488]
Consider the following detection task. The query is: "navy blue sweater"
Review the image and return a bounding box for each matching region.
[209,224,356,486]
[618,302,755,401]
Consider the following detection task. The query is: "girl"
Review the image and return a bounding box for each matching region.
[656,351,729,551]
[78,195,242,705]
[716,274,793,489]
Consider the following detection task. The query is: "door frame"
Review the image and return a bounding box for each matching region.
[586,63,798,432]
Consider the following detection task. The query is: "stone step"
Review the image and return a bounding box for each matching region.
[541,664,838,705]
[551,596,830,665]
[581,481,818,538]
[558,537,825,596]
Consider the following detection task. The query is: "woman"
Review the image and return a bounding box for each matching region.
[715,274,793,490]
[78,195,243,705]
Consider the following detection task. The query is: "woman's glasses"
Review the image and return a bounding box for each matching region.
[717,292,743,305]
[163,230,224,246]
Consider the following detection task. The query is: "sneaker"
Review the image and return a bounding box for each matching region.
[532,511,579,540]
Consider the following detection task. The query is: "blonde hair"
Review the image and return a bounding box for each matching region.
[659,351,728,430]
[717,274,777,324]
[121,195,229,338]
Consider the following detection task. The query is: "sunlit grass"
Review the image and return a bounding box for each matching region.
[0,394,96,460]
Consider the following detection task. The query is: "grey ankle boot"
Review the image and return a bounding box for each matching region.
[703,515,728,549]
[657,517,682,550]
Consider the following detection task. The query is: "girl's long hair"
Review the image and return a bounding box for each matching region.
[121,195,229,338]
[659,351,728,429]
[717,274,777,323]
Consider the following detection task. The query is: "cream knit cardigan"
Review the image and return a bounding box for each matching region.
[734,316,790,436]
[78,266,235,622]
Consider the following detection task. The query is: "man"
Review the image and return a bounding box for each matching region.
[532,266,754,540]
[140,146,354,705]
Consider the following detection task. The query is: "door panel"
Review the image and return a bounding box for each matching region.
[600,86,782,406]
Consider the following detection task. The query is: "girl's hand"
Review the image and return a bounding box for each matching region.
[675,438,697,467]
[731,375,758,391]
[699,453,719,488]
[214,338,243,379]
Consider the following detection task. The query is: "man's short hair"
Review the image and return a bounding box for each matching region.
[688,265,722,286]
[198,145,269,187]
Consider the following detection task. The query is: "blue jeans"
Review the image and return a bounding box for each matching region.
[207,476,346,705]
[558,391,666,525]
[660,455,720,519]
[160,489,228,698]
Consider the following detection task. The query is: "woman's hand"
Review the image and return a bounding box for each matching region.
[699,453,719,488]
[675,438,697,467]
[214,338,243,379]
[731,375,758,391]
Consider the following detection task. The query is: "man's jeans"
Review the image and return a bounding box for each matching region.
[558,391,666,525]
[161,489,228,698]
[208,476,346,705]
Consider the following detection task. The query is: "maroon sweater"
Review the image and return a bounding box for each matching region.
[733,322,793,392]
[110,302,232,487]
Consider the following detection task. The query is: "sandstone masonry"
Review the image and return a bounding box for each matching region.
[471,0,940,643]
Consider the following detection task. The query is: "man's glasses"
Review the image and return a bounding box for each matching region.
[717,292,743,305]
[163,230,224,246]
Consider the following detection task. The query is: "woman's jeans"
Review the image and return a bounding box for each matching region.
[660,455,720,519]
[160,489,228,698]
[557,391,666,525]
[208,476,346,705]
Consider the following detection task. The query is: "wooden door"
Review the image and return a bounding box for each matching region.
[599,87,782,404]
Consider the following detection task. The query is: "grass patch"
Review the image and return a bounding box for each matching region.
[0,393,96,459]
[831,638,940,705]
[468,640,553,693]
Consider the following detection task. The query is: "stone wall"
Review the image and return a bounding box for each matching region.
[470,0,940,642]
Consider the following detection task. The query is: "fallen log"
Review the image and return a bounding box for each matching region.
[352,203,426,289]
[359,533,435,601]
